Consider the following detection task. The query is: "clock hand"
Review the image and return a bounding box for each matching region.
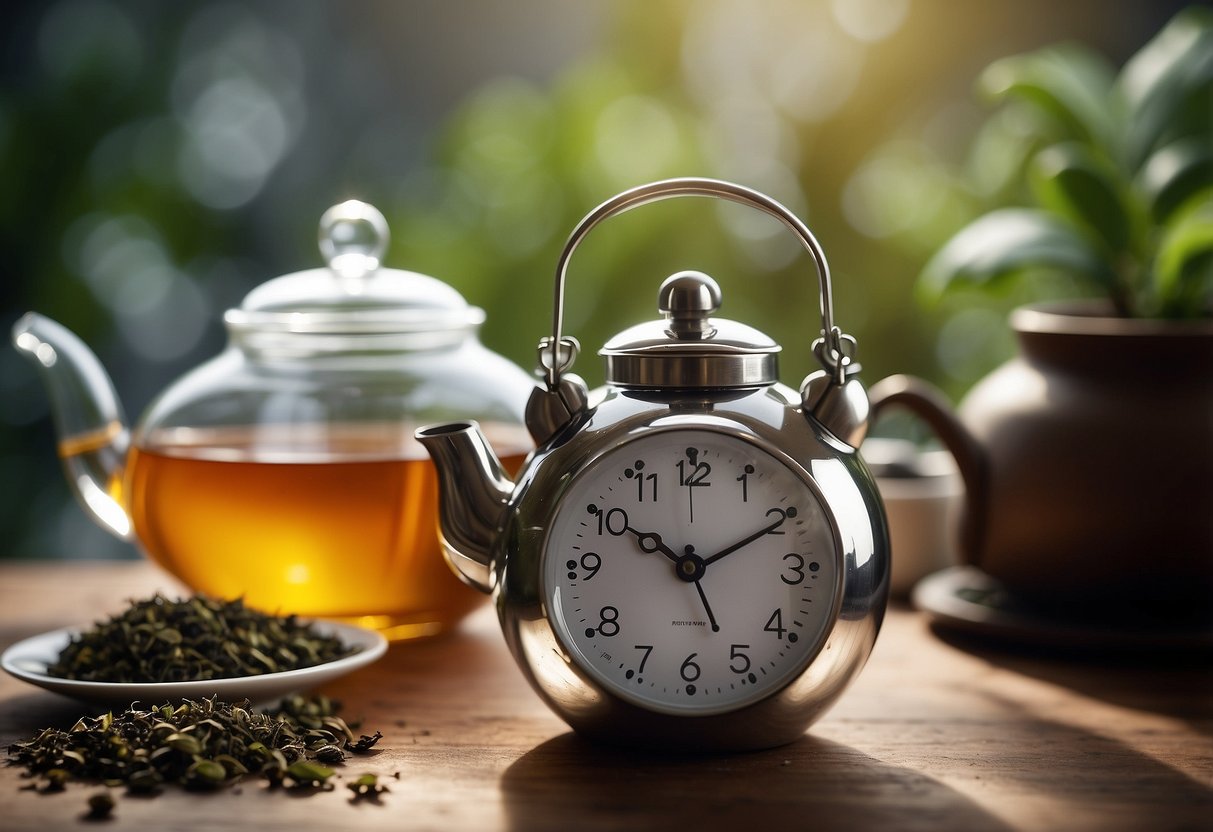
[701,515,785,565]
[692,579,720,632]
[624,527,681,564]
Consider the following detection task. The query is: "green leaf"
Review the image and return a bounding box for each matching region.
[1138,137,1213,221]
[1030,142,1132,253]
[1118,7,1213,168]
[920,208,1111,298]
[1154,189,1213,315]
[979,45,1117,149]
[286,761,334,786]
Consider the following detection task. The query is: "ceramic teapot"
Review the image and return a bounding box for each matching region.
[13,200,536,639]
[870,302,1213,612]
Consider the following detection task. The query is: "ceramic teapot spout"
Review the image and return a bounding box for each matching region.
[415,420,514,594]
[11,313,133,540]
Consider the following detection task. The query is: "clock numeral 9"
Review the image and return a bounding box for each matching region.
[565,552,601,581]
[587,504,628,536]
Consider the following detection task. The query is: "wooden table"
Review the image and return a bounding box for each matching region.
[0,561,1209,831]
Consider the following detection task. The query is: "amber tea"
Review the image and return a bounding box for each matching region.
[119,422,530,640]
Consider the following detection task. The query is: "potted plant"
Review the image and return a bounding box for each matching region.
[871,8,1213,619]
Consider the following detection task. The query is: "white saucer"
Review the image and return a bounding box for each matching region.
[1,620,387,707]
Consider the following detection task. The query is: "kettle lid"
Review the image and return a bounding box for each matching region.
[225,200,484,336]
[600,271,779,388]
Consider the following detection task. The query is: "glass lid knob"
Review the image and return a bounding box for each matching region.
[318,200,390,279]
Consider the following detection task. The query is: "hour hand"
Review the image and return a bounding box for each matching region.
[624,527,680,563]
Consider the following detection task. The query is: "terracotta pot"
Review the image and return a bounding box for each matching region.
[870,301,1213,611]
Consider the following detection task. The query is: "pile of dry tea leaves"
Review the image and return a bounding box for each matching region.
[47,594,354,682]
[7,695,384,797]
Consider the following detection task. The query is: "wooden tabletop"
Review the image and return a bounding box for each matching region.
[0,561,1209,831]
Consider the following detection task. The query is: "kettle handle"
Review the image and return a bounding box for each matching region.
[540,177,856,389]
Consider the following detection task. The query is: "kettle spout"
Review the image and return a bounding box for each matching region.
[12,313,133,541]
[416,421,514,594]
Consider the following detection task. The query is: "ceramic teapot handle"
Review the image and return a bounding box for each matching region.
[868,374,988,567]
[540,177,857,389]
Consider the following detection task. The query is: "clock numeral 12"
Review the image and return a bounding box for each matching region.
[677,448,711,522]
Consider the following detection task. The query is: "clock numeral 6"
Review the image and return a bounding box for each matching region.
[680,653,701,683]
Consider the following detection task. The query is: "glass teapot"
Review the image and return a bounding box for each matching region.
[13,200,536,639]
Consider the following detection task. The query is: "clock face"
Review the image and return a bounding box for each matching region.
[542,428,840,715]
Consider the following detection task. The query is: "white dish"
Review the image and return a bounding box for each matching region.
[1,620,387,707]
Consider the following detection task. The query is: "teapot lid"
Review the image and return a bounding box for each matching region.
[224,200,484,337]
[600,271,779,388]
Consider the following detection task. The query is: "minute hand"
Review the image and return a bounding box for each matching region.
[702,516,785,566]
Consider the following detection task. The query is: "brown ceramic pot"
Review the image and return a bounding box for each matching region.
[871,301,1213,611]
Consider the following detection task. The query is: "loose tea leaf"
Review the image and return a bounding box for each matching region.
[84,791,115,820]
[47,595,354,683]
[7,695,384,797]
[347,772,389,800]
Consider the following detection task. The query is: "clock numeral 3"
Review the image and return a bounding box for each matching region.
[781,553,806,585]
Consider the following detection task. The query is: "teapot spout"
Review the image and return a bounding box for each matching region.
[12,313,132,541]
[416,421,514,594]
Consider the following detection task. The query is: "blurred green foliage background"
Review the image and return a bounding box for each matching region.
[0,0,1194,558]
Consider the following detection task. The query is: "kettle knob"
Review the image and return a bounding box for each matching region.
[659,271,720,339]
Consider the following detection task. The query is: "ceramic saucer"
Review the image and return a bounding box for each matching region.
[913,566,1213,651]
[1,619,387,707]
